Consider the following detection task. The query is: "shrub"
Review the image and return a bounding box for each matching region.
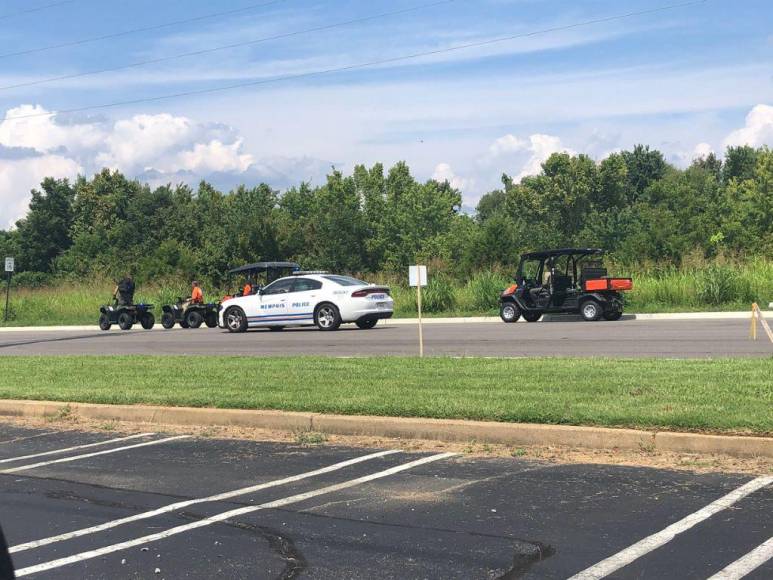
[464,271,511,311]
[10,271,50,288]
[696,265,754,305]
[421,275,456,313]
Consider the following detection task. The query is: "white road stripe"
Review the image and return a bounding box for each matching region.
[10,449,401,553]
[0,435,189,474]
[707,536,773,580]
[568,475,773,580]
[0,433,154,464]
[14,452,456,577]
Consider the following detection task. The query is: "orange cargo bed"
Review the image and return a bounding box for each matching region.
[583,278,633,292]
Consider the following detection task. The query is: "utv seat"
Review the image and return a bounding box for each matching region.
[580,264,608,286]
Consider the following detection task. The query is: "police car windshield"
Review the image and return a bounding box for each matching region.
[322,275,367,287]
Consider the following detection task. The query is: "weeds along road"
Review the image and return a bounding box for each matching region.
[0,319,770,357]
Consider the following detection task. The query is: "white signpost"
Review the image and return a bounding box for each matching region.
[4,257,13,322]
[409,265,427,357]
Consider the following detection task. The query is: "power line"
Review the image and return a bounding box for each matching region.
[1,0,708,123]
[0,1,79,21]
[0,0,289,60]
[0,0,459,91]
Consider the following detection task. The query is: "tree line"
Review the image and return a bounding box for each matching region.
[1,144,770,286]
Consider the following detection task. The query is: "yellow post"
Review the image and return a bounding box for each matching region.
[417,271,424,358]
[750,303,757,340]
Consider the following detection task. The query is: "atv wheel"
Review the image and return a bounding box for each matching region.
[140,312,155,330]
[98,313,111,331]
[205,311,218,328]
[179,318,190,329]
[185,310,203,329]
[603,310,623,321]
[580,300,601,321]
[355,318,378,330]
[499,302,520,323]
[315,303,341,331]
[117,311,133,330]
[224,306,248,333]
[161,311,176,329]
[522,310,543,323]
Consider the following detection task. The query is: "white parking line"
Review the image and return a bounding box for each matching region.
[10,449,401,553]
[0,435,189,474]
[568,475,773,580]
[707,536,773,580]
[14,452,456,577]
[0,433,154,463]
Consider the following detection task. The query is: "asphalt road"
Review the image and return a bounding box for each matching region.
[0,318,770,357]
[0,423,771,579]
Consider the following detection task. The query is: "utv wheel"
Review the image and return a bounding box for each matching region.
[522,310,543,323]
[224,306,248,333]
[603,310,623,321]
[205,311,218,328]
[161,311,176,329]
[499,302,520,323]
[580,300,601,321]
[140,312,155,330]
[98,313,111,331]
[117,311,133,330]
[185,310,203,329]
[356,318,378,330]
[315,303,341,331]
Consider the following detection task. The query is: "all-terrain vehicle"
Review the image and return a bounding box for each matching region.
[98,301,155,330]
[499,248,632,323]
[160,299,220,329]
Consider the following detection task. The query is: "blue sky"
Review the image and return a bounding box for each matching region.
[1,0,771,225]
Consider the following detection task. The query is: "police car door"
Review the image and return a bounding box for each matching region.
[288,278,320,325]
[256,278,294,326]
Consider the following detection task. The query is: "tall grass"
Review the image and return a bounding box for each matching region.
[1,260,771,325]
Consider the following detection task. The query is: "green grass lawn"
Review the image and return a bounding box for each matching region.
[0,356,770,434]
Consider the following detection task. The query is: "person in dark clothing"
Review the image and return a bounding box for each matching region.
[113,274,135,306]
[0,524,15,579]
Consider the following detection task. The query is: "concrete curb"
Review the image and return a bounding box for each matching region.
[0,399,769,458]
[1,310,771,332]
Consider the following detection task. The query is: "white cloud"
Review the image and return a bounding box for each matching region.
[693,142,714,159]
[0,154,81,228]
[432,162,471,191]
[0,104,320,228]
[723,104,773,148]
[486,133,574,181]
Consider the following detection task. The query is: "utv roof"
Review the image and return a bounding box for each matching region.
[520,248,604,260]
[228,261,301,275]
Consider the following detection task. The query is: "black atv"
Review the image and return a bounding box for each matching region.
[99,301,155,331]
[499,248,632,323]
[160,299,219,329]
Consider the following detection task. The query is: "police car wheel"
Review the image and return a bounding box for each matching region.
[98,313,111,331]
[355,318,378,329]
[315,303,341,331]
[225,306,248,333]
[269,326,285,331]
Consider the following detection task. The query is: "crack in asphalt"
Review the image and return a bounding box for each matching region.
[0,332,122,349]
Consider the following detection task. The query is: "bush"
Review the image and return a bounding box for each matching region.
[10,271,50,288]
[696,265,754,306]
[421,275,456,313]
[464,271,511,311]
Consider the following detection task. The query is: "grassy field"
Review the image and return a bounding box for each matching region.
[1,259,771,326]
[0,356,770,434]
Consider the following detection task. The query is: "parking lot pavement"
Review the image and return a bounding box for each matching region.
[0,318,771,357]
[0,422,770,579]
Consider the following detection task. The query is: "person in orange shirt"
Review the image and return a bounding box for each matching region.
[242,280,253,296]
[191,281,204,304]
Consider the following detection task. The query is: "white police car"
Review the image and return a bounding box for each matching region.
[219,273,394,332]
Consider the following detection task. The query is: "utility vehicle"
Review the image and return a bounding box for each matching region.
[499,248,632,323]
